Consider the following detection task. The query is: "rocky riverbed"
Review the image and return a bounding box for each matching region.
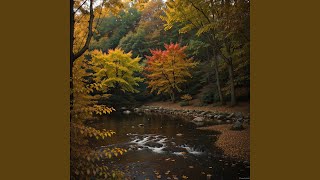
[132,105,250,128]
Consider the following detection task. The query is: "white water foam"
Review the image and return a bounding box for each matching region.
[183,146,204,155]
[157,138,167,143]
[129,134,166,154]
[149,146,165,153]
[128,134,205,155]
[173,152,185,156]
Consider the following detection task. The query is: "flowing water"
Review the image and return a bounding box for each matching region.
[90,112,250,180]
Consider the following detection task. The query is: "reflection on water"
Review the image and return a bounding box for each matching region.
[90,112,250,180]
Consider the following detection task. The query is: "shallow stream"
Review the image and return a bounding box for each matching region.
[91,112,250,180]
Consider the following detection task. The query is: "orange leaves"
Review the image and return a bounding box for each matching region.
[144,43,197,97]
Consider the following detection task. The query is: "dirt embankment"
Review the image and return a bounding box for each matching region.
[198,124,250,161]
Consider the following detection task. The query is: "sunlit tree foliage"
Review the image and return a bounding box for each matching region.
[145,43,197,102]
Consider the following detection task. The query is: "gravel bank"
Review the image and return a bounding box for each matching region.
[198,124,250,161]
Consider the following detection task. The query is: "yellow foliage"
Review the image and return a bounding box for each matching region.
[90,48,144,93]
[73,0,123,55]
[181,94,192,101]
[71,55,126,179]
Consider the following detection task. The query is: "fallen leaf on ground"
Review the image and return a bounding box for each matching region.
[182,175,188,179]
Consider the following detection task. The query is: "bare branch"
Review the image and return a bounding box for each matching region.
[73,0,94,61]
[187,0,211,24]
[75,0,88,13]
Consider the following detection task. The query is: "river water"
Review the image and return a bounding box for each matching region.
[90,112,250,180]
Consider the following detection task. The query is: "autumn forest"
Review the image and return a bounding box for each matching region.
[71,0,250,179]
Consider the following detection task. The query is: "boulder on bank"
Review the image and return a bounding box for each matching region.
[200,111,207,116]
[192,121,205,126]
[231,120,244,130]
[206,114,214,118]
[217,114,226,120]
[193,117,205,122]
[226,113,234,119]
[234,112,243,118]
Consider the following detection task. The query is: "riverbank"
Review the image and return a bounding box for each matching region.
[145,101,250,114]
[134,104,250,125]
[198,124,250,161]
[132,103,250,161]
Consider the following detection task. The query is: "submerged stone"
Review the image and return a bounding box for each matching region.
[123,110,131,114]
[145,142,163,148]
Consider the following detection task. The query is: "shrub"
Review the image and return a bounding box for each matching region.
[180,94,192,106]
[201,92,214,104]
[181,94,192,101]
[179,101,189,106]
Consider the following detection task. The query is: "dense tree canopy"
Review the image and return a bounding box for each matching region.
[162,0,250,105]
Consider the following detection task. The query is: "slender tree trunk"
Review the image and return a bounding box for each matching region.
[223,41,237,106]
[213,51,224,105]
[70,0,95,62]
[70,0,94,110]
[171,88,177,103]
[206,47,210,84]
[169,92,175,102]
[227,60,236,106]
[217,41,237,106]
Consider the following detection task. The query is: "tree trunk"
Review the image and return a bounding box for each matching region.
[172,92,175,103]
[70,0,94,110]
[227,60,236,106]
[213,51,224,105]
[72,0,94,61]
[170,90,176,103]
[222,41,237,106]
[168,88,177,103]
